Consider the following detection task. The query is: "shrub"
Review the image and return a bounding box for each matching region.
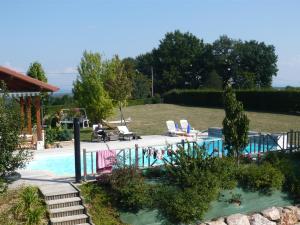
[109,167,151,211]
[12,186,46,225]
[157,145,238,223]
[163,89,300,113]
[239,162,284,192]
[80,183,125,225]
[0,88,31,177]
[156,185,210,224]
[56,128,73,141]
[45,128,73,145]
[264,151,300,200]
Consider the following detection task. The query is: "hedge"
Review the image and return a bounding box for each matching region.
[127,96,163,106]
[163,89,300,113]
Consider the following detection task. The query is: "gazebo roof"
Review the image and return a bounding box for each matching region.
[0,66,59,92]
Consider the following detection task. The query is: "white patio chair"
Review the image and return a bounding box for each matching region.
[166,120,185,136]
[117,125,134,140]
[180,119,200,136]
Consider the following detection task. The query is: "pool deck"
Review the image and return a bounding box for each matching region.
[9,134,209,189]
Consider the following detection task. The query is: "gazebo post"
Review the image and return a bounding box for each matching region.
[35,96,42,141]
[26,96,32,134]
[20,97,25,130]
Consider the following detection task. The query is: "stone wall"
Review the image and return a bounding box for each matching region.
[201,205,300,225]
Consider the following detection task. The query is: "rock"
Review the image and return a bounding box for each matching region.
[261,207,281,221]
[249,214,276,225]
[207,219,227,225]
[278,208,298,225]
[226,213,250,225]
[285,206,300,220]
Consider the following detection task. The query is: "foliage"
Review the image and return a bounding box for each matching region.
[48,94,75,106]
[155,185,210,224]
[163,88,300,113]
[227,193,242,204]
[122,57,151,99]
[136,30,206,93]
[104,56,133,122]
[27,62,47,83]
[108,167,151,211]
[80,183,125,225]
[264,151,300,199]
[203,70,223,89]
[12,186,46,225]
[156,145,238,223]
[238,163,284,193]
[233,71,256,89]
[0,87,31,177]
[223,85,249,162]
[45,127,72,145]
[131,72,151,99]
[73,51,114,123]
[135,31,278,93]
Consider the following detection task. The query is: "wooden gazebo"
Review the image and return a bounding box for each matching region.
[0,66,59,143]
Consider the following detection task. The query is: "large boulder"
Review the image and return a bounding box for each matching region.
[249,214,276,225]
[226,213,250,225]
[278,208,298,225]
[207,218,227,225]
[285,206,300,221]
[261,207,281,221]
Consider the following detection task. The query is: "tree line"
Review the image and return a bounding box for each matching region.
[130,30,278,93]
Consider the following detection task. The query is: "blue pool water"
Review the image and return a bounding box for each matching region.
[25,137,278,177]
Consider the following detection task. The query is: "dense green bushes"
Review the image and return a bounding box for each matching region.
[84,150,300,224]
[127,95,163,106]
[163,89,300,113]
[80,183,125,225]
[45,128,73,145]
[108,167,152,211]
[238,163,284,192]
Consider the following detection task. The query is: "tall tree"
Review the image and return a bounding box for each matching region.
[222,84,249,164]
[27,62,47,82]
[73,51,113,123]
[233,40,278,87]
[0,83,31,179]
[137,30,205,93]
[212,35,238,86]
[104,56,132,123]
[122,57,151,99]
[203,70,223,89]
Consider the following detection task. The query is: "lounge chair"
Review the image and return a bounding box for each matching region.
[180,119,200,136]
[91,124,109,142]
[166,120,185,136]
[117,126,134,140]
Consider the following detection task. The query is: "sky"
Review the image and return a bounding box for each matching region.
[1,0,300,93]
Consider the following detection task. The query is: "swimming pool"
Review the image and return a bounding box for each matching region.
[25,137,278,177]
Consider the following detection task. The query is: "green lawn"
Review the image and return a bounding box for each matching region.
[80,104,300,140]
[108,104,300,135]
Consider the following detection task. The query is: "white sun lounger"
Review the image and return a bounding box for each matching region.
[166,120,185,136]
[117,125,134,140]
[180,119,200,136]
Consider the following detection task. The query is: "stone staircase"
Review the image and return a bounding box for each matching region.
[39,183,93,225]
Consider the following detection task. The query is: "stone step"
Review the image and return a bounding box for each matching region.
[40,184,79,201]
[45,192,79,201]
[47,197,82,209]
[49,205,85,218]
[50,214,88,225]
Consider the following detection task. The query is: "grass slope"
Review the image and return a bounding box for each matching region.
[80,104,300,141]
[111,104,300,135]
